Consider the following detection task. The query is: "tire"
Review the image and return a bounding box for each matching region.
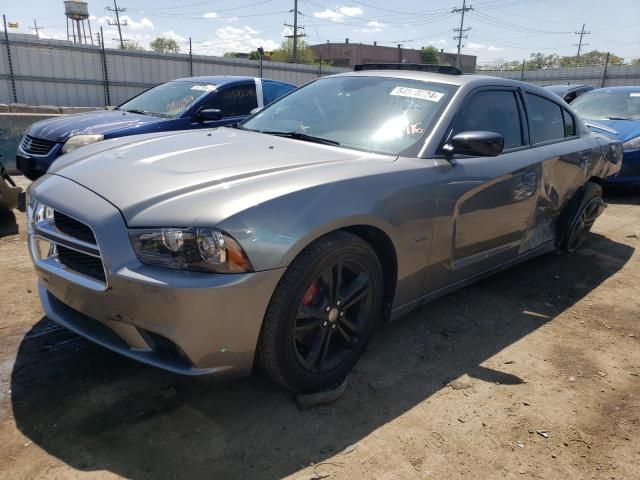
[558,181,603,253]
[257,231,384,393]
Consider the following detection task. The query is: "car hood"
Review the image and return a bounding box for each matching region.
[584,118,640,143]
[49,128,395,226]
[27,110,167,142]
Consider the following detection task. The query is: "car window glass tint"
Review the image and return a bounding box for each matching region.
[526,93,565,143]
[452,90,523,149]
[218,85,258,117]
[563,109,576,137]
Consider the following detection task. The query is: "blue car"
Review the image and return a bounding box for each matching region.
[571,86,640,187]
[16,76,295,180]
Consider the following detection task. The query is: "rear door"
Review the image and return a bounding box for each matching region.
[520,91,598,248]
[423,87,540,293]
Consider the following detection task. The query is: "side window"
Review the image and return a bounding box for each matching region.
[217,84,258,117]
[526,93,565,144]
[262,80,294,105]
[451,90,523,149]
[562,108,576,137]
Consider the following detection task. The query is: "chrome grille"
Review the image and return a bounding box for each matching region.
[30,204,107,287]
[57,246,106,282]
[53,210,96,244]
[20,135,57,156]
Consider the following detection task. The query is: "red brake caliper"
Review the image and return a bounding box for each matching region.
[302,280,319,306]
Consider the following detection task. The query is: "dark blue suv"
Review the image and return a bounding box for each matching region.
[17,76,295,180]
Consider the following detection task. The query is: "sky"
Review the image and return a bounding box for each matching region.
[2,0,639,64]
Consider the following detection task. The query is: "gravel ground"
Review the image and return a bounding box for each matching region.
[0,176,638,480]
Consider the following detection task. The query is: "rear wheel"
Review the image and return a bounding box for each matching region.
[257,231,383,393]
[559,182,603,253]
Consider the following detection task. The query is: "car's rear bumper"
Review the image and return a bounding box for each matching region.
[607,148,640,186]
[29,174,285,378]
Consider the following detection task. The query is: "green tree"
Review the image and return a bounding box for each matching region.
[150,37,180,54]
[420,45,440,64]
[223,52,237,58]
[631,58,640,66]
[525,52,559,70]
[270,38,316,64]
[120,40,145,51]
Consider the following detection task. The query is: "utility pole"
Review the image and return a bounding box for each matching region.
[106,0,127,49]
[573,23,590,66]
[29,19,44,39]
[284,0,306,63]
[452,0,472,70]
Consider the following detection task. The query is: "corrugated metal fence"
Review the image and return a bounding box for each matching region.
[2,34,640,107]
[0,34,349,107]
[479,64,640,88]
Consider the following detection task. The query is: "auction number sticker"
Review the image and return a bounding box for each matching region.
[390,86,444,102]
[191,84,217,92]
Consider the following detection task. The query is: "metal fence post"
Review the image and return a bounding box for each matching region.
[601,52,610,88]
[259,54,263,78]
[99,27,111,107]
[189,37,193,77]
[318,59,322,77]
[2,15,18,103]
[520,59,525,81]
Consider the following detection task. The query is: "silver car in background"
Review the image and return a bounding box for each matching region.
[27,66,621,393]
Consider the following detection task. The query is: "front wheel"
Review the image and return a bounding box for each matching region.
[257,231,383,393]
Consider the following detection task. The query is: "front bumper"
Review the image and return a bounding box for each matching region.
[607,148,640,186]
[16,143,63,180]
[29,175,285,377]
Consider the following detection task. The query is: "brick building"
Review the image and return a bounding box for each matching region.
[309,41,477,73]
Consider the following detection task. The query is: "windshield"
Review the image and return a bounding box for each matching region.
[242,76,457,155]
[118,81,216,118]
[571,91,640,120]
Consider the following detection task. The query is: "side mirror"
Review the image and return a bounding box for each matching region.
[249,107,263,115]
[445,131,504,157]
[198,108,223,122]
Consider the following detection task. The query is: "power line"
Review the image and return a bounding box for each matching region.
[284,0,306,63]
[106,0,127,49]
[573,23,590,63]
[452,0,473,69]
[29,19,45,39]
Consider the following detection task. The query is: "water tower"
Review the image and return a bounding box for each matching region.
[64,1,94,44]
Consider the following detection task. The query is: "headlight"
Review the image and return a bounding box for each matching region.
[61,134,104,154]
[622,136,640,151]
[129,227,253,273]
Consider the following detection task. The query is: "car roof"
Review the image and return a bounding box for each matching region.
[170,76,292,86]
[589,86,640,93]
[328,69,552,93]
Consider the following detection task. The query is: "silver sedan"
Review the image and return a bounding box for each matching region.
[27,66,621,393]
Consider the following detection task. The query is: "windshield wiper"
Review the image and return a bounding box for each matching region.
[605,116,633,121]
[124,109,152,116]
[260,130,340,146]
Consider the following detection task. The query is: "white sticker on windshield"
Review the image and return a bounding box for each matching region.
[390,86,444,102]
[630,92,640,97]
[191,84,217,92]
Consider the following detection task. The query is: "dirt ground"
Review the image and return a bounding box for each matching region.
[0,176,638,480]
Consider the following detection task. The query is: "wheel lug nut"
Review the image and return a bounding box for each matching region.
[331,324,337,329]
[325,306,331,312]
[322,321,328,327]
[339,311,345,317]
[336,299,342,306]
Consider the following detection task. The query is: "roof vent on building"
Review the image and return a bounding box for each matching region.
[345,38,349,44]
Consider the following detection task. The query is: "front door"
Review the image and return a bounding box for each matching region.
[423,87,540,293]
